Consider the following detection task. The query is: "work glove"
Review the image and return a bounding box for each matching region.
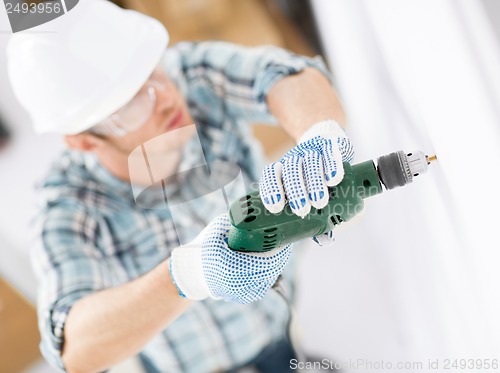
[259,119,354,219]
[169,214,291,304]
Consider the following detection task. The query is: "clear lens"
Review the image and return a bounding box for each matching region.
[90,85,156,136]
[89,116,127,136]
[89,69,168,136]
[114,86,156,132]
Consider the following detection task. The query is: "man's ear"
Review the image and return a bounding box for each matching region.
[64,133,105,152]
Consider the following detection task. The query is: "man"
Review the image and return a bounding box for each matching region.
[7,1,353,372]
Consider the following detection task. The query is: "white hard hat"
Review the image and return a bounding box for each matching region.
[7,0,169,135]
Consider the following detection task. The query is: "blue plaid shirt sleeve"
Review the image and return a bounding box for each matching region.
[163,41,334,124]
[32,202,107,371]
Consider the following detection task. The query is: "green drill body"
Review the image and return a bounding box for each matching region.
[228,160,383,253]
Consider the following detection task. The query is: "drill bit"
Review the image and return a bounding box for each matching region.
[426,154,438,163]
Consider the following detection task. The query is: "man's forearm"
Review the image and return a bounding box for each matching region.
[267,67,346,142]
[62,258,192,373]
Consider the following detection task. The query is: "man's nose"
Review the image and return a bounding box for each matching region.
[153,83,175,113]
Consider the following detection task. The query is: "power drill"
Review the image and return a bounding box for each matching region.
[227,150,436,253]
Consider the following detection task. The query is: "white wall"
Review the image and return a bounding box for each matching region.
[297,0,500,370]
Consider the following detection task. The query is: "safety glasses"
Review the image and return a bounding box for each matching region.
[90,70,167,137]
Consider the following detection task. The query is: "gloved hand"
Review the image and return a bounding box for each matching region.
[259,119,354,219]
[169,214,291,304]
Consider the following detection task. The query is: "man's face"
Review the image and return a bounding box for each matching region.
[101,67,195,154]
[65,66,196,182]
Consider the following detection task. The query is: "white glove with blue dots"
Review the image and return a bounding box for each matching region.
[169,214,291,304]
[259,120,354,219]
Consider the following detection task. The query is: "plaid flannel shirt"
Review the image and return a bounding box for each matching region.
[31,41,333,373]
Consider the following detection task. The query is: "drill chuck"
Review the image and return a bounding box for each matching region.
[377,151,432,190]
[228,150,434,253]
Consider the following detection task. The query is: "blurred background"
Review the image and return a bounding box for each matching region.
[1,0,500,372]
